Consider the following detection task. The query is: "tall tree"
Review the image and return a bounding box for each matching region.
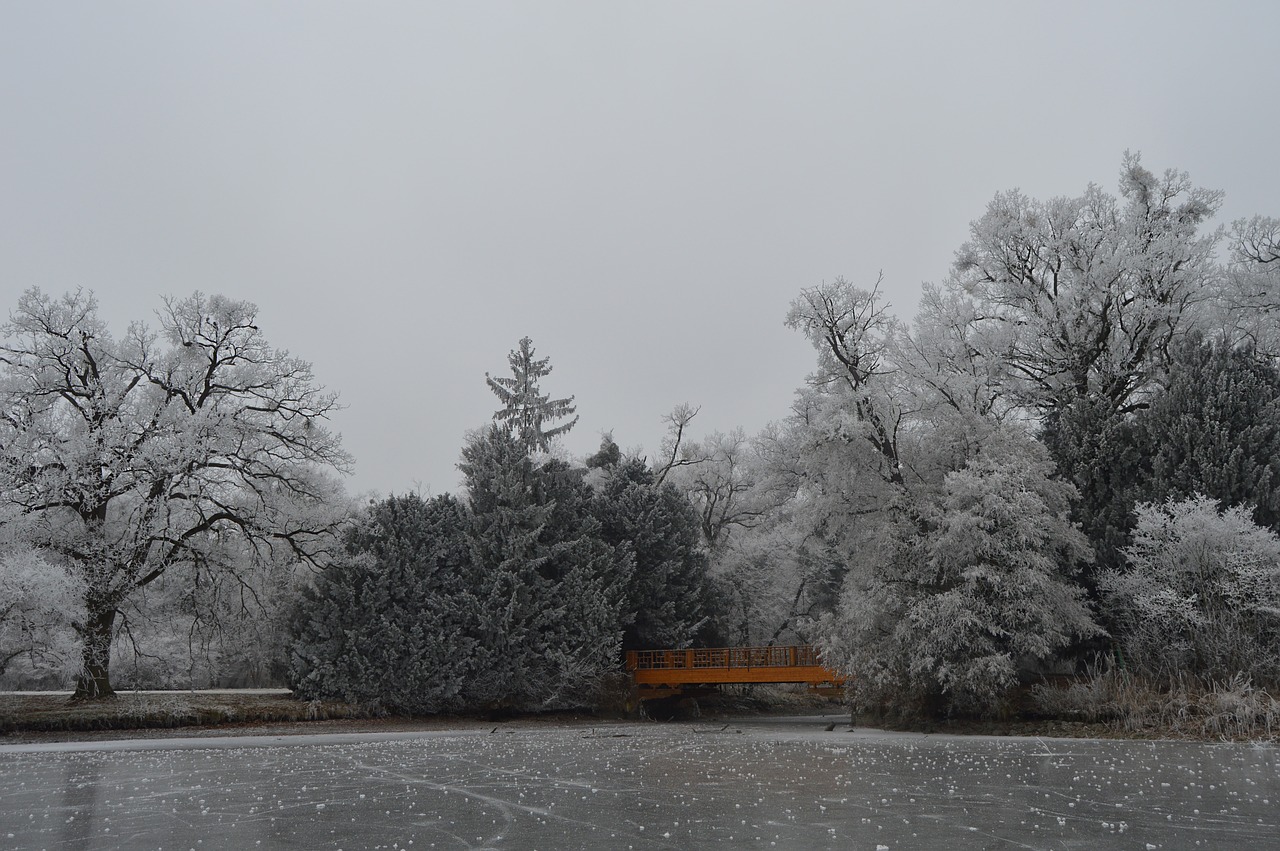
[824,433,1099,718]
[784,275,907,489]
[949,153,1222,417]
[0,289,349,697]
[459,427,629,709]
[901,442,1098,714]
[779,275,1103,717]
[485,336,578,453]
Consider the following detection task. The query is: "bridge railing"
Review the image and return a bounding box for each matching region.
[626,645,825,671]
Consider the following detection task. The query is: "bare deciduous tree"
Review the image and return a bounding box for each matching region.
[653,402,701,487]
[950,153,1223,416]
[0,289,350,697]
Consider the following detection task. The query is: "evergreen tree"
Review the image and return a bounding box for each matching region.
[459,427,629,710]
[1046,336,1280,591]
[585,433,623,469]
[905,447,1099,714]
[289,493,477,713]
[823,434,1100,719]
[1040,396,1146,581]
[588,441,714,650]
[485,337,579,453]
[1137,337,1280,530]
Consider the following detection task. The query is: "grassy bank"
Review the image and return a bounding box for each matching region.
[0,690,374,736]
[3,679,1276,743]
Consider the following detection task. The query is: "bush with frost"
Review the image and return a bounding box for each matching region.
[1101,495,1280,686]
[0,545,84,685]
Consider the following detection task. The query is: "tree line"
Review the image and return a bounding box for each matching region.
[290,340,714,712]
[3,153,1279,719]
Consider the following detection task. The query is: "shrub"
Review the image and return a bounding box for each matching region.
[1101,496,1280,687]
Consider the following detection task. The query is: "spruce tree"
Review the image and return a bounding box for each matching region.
[459,426,630,710]
[485,337,579,453]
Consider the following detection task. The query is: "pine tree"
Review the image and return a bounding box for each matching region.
[485,337,579,453]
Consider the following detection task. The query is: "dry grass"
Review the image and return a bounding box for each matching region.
[1030,668,1280,742]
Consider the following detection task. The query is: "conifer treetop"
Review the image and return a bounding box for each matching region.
[485,336,579,453]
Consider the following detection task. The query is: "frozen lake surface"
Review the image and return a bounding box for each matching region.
[1,715,1277,849]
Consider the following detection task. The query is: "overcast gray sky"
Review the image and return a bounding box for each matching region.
[3,2,1277,497]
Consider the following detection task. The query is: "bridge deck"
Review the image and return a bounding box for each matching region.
[625,645,845,689]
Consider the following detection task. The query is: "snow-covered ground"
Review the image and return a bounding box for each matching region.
[1,715,1276,849]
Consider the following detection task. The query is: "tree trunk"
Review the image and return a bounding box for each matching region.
[73,605,117,700]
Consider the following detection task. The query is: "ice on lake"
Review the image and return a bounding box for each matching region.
[1,714,1277,849]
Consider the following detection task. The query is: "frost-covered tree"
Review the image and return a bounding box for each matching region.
[668,428,770,553]
[1217,215,1280,356]
[775,274,1104,717]
[106,539,311,689]
[485,337,578,453]
[776,278,916,525]
[949,153,1223,417]
[0,289,350,697]
[935,156,1230,589]
[906,444,1098,713]
[0,543,83,681]
[700,278,916,653]
[824,434,1099,718]
[653,402,700,487]
[1044,336,1280,582]
[706,517,844,647]
[460,427,630,710]
[763,278,915,585]
[1101,497,1280,686]
[784,275,907,489]
[1232,215,1280,269]
[588,444,714,650]
[289,493,478,713]
[660,419,833,646]
[1137,337,1280,530]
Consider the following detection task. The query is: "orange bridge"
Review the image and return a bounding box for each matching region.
[624,645,845,700]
